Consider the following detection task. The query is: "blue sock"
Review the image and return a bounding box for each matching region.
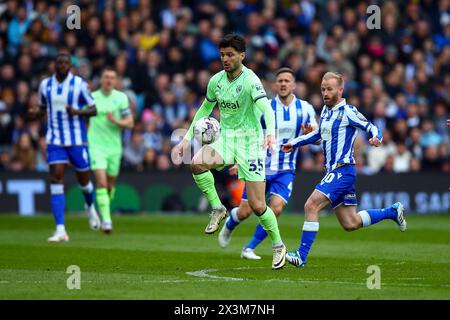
[245,224,267,250]
[225,207,240,231]
[80,181,94,207]
[50,184,65,226]
[358,207,397,227]
[298,221,319,263]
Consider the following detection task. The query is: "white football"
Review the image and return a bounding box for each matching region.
[193,116,220,144]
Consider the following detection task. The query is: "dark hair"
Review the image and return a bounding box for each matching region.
[56,51,71,61]
[101,66,117,75]
[218,34,246,53]
[275,67,296,78]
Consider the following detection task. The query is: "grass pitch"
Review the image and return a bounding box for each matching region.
[0,213,449,299]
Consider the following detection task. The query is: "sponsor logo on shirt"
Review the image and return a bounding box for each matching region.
[218,100,240,110]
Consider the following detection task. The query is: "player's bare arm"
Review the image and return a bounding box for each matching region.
[107,112,134,129]
[66,105,97,117]
[174,97,216,158]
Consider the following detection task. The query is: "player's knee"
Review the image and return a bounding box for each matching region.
[96,180,108,189]
[191,162,205,174]
[304,198,318,213]
[249,201,266,216]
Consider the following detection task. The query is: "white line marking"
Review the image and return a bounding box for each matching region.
[184,267,450,288]
[186,269,243,281]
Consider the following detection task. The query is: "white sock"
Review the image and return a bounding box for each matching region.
[230,207,240,223]
[56,224,66,233]
[80,181,94,194]
[357,210,371,227]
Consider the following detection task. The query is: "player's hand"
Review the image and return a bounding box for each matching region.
[264,134,276,152]
[173,139,190,158]
[107,112,117,124]
[66,106,79,116]
[229,164,238,176]
[281,143,293,153]
[368,137,382,147]
[302,123,314,135]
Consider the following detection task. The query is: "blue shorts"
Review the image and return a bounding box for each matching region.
[241,170,295,204]
[47,144,90,171]
[315,164,357,209]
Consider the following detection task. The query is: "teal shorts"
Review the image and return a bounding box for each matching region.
[89,146,121,177]
[209,129,266,182]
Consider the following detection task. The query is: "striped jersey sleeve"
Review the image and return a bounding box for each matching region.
[78,80,95,108]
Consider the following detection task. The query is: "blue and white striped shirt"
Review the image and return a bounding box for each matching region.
[289,99,382,173]
[38,72,95,146]
[264,95,317,175]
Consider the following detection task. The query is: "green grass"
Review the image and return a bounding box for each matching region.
[0,213,449,299]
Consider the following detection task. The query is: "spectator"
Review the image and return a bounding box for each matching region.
[393,141,412,173]
[407,127,423,160]
[6,6,30,54]
[409,157,422,173]
[143,148,157,171]
[380,155,395,174]
[152,89,187,136]
[421,146,443,171]
[156,154,171,171]
[143,119,163,152]
[123,130,147,171]
[420,119,443,148]
[355,154,375,175]
[9,131,36,171]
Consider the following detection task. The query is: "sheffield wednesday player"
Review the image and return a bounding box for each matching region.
[218,67,317,260]
[29,52,100,242]
[281,72,407,267]
[173,34,287,269]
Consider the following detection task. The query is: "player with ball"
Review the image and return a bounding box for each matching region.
[174,34,287,270]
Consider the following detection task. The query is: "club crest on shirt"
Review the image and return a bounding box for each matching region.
[236,85,242,94]
[252,84,263,92]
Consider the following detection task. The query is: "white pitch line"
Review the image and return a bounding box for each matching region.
[184,267,450,288]
[186,269,243,281]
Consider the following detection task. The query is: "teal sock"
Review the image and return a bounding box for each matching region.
[258,206,282,246]
[192,171,222,209]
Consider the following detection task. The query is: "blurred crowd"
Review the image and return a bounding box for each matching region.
[0,0,449,174]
